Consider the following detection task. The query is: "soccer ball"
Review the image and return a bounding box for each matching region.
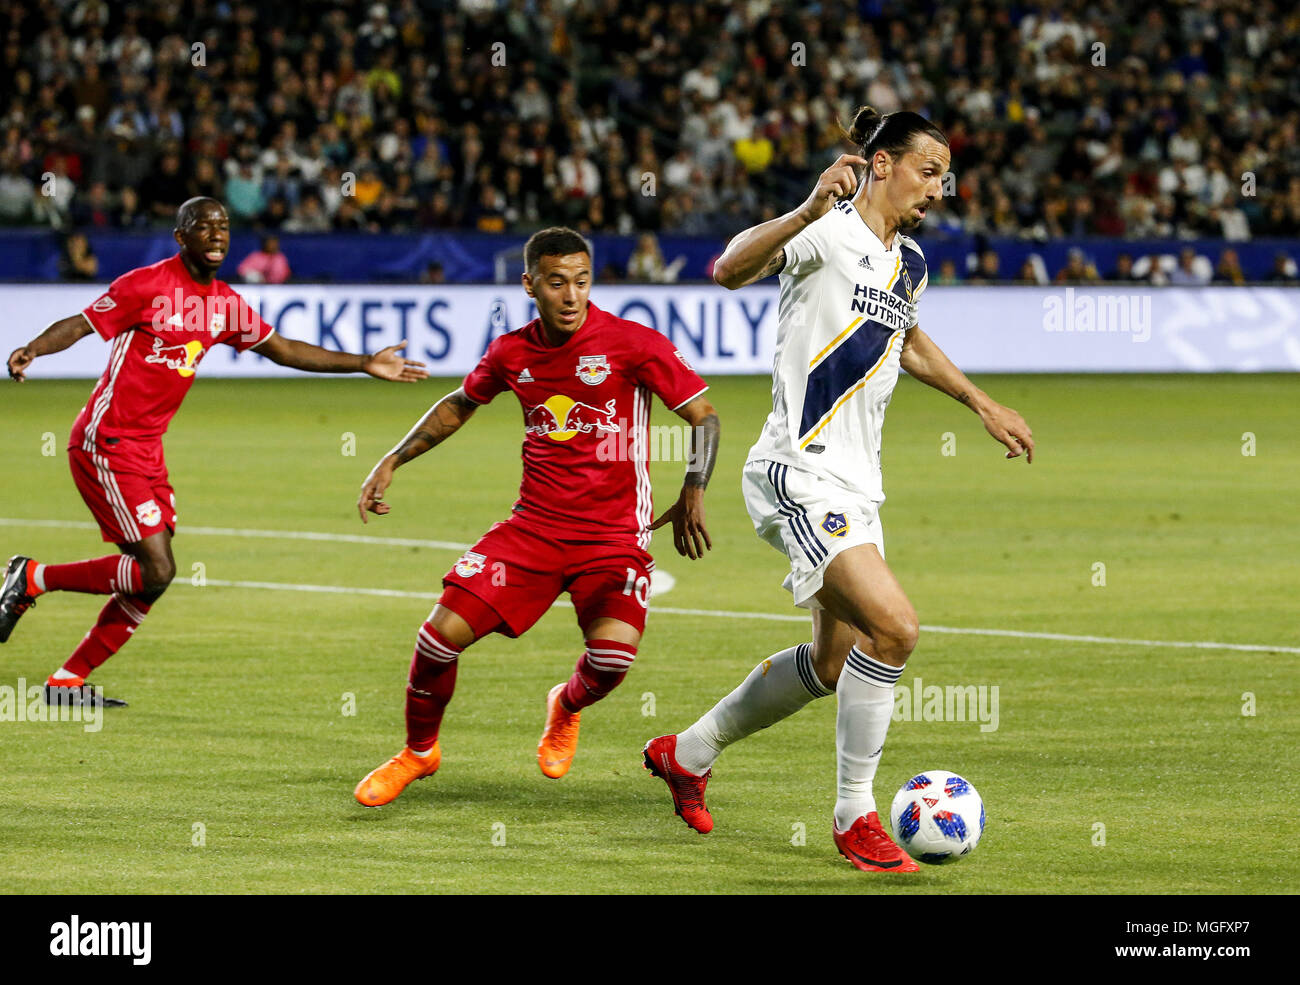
[889,770,985,864]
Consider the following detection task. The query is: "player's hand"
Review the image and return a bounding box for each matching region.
[650,486,712,560]
[7,346,35,382]
[363,342,429,382]
[358,460,396,523]
[981,403,1035,463]
[799,154,869,223]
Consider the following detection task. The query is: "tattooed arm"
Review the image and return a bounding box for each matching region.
[712,153,867,289]
[357,388,480,522]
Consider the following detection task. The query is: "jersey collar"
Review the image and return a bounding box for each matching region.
[845,202,899,254]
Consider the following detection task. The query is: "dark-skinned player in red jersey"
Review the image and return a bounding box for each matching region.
[0,197,428,706]
[353,227,720,805]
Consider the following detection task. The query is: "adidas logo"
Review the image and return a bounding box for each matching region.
[858,256,874,270]
[518,368,534,383]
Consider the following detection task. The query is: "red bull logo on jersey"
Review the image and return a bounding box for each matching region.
[144,337,205,378]
[524,395,621,443]
[575,355,610,385]
[454,551,485,578]
[134,499,162,527]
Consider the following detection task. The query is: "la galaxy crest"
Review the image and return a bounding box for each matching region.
[821,512,849,538]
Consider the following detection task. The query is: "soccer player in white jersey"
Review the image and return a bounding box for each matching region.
[644,106,1035,872]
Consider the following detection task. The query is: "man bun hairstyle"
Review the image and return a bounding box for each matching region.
[524,226,592,275]
[840,105,948,165]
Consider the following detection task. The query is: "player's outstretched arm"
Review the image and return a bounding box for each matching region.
[357,388,479,522]
[257,333,428,381]
[649,395,719,559]
[900,325,1034,463]
[713,153,867,290]
[7,315,95,382]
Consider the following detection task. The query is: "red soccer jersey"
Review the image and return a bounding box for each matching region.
[70,254,275,451]
[461,301,709,550]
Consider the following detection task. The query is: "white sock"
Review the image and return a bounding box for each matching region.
[675,643,833,775]
[409,746,435,758]
[33,563,47,593]
[50,667,80,681]
[833,646,904,831]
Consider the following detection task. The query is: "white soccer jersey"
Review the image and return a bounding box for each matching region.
[746,198,929,502]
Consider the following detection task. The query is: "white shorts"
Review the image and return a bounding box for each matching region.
[742,459,885,609]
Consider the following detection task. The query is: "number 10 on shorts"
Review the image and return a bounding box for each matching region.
[622,568,650,608]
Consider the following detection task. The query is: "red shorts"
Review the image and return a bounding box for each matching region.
[441,513,654,638]
[68,440,176,544]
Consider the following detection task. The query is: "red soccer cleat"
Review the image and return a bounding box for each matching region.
[833,812,920,872]
[642,734,713,834]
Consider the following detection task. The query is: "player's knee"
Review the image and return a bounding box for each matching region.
[139,557,175,596]
[877,614,919,663]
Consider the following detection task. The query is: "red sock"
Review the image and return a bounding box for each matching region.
[405,622,462,752]
[561,639,637,712]
[57,594,152,680]
[39,555,141,595]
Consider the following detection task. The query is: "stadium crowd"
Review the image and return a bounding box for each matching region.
[1,0,1298,281]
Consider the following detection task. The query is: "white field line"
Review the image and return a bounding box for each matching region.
[7,517,1297,655]
[191,580,1300,655]
[0,517,469,551]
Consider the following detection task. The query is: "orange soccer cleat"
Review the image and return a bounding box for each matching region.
[537,683,581,778]
[354,744,441,807]
[833,812,920,872]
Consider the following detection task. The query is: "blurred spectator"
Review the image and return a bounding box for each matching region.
[0,156,35,224]
[236,235,291,284]
[935,258,960,285]
[283,192,331,233]
[1167,246,1212,286]
[1013,257,1044,285]
[626,232,687,283]
[967,249,1002,284]
[419,260,446,285]
[1054,247,1100,284]
[144,150,188,221]
[1213,248,1246,285]
[225,161,265,224]
[60,231,98,281]
[1107,252,1146,283]
[70,180,113,228]
[114,186,146,229]
[1265,252,1298,283]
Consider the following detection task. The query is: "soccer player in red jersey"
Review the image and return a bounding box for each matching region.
[352,227,719,805]
[1,197,428,705]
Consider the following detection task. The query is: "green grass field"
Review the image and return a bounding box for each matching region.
[1,373,1296,894]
